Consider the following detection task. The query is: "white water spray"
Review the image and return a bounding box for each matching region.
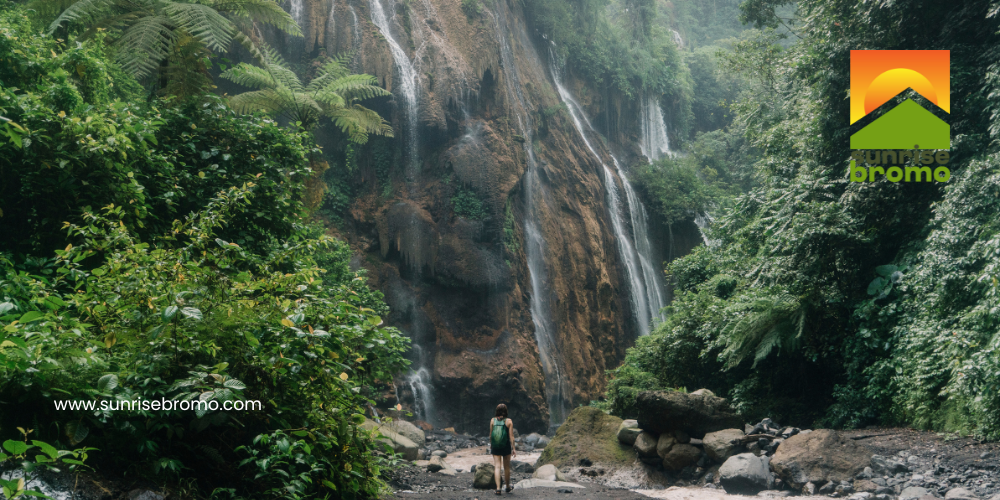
[289,0,304,27]
[491,6,568,430]
[368,0,420,174]
[639,96,672,162]
[550,59,666,335]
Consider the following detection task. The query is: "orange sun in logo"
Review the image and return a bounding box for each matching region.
[850,50,949,124]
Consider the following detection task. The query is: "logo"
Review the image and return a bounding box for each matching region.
[849,50,951,182]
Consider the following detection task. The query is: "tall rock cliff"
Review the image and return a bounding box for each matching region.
[257,0,702,433]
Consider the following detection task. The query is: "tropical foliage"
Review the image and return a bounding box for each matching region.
[1,7,408,498]
[221,50,393,142]
[604,0,1000,439]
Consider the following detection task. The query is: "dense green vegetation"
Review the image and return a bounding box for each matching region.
[603,0,1000,439]
[1,3,408,498]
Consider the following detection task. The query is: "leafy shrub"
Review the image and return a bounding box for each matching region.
[0,186,409,497]
[451,187,487,220]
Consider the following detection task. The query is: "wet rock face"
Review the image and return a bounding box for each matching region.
[278,0,698,435]
[634,390,743,438]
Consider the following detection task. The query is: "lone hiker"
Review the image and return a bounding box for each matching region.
[490,403,516,495]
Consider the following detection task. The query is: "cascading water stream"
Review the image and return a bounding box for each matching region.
[288,0,304,28]
[368,0,420,175]
[549,60,666,335]
[490,5,568,430]
[639,96,672,162]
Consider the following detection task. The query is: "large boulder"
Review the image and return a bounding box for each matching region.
[634,431,659,457]
[900,487,930,500]
[703,429,746,462]
[380,419,426,447]
[870,455,910,476]
[770,429,870,489]
[617,419,642,446]
[474,463,497,489]
[945,488,979,500]
[656,433,678,458]
[536,407,637,469]
[361,419,419,460]
[661,443,702,470]
[533,464,568,482]
[719,453,774,494]
[634,390,742,438]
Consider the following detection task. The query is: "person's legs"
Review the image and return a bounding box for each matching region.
[503,454,512,490]
[493,454,503,491]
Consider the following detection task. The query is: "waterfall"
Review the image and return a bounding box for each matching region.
[491,5,568,430]
[289,0,304,27]
[368,0,420,175]
[550,60,666,335]
[327,0,335,41]
[639,96,672,162]
[694,212,718,247]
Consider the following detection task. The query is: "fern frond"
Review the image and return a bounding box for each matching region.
[220,62,276,89]
[306,56,352,91]
[232,30,267,66]
[114,15,177,77]
[28,0,84,20]
[322,74,391,102]
[212,0,302,36]
[227,89,289,115]
[329,104,394,144]
[48,0,117,33]
[165,1,234,51]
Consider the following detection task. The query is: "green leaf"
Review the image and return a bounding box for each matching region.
[31,440,59,460]
[65,422,89,445]
[91,267,106,276]
[97,374,119,392]
[0,302,14,315]
[223,379,246,390]
[243,330,259,346]
[2,440,28,455]
[875,265,897,277]
[19,311,44,323]
[162,305,178,322]
[867,277,885,296]
[181,307,203,320]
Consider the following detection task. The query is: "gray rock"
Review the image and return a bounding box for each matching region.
[536,436,550,449]
[771,430,871,488]
[431,449,448,458]
[873,455,911,476]
[674,429,691,444]
[945,488,980,500]
[534,464,568,482]
[524,432,543,446]
[514,479,585,489]
[427,455,446,473]
[634,431,659,457]
[511,460,534,473]
[900,486,930,500]
[820,481,837,494]
[662,444,702,471]
[850,494,874,500]
[719,453,774,495]
[704,429,746,462]
[875,495,894,500]
[474,463,499,489]
[803,482,817,495]
[657,433,678,458]
[634,390,742,438]
[858,467,875,480]
[616,420,642,446]
[691,389,716,397]
[909,455,922,464]
[129,491,165,500]
[379,419,426,447]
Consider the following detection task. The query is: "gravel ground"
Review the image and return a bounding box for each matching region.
[385,427,1000,500]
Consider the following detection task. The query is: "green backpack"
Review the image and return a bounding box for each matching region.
[490,417,509,449]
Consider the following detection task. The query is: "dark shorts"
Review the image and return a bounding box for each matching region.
[490,444,512,457]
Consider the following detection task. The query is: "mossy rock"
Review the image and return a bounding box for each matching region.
[536,407,637,469]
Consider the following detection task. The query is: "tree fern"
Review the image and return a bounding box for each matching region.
[719,290,807,369]
[48,0,300,82]
[164,2,233,51]
[222,49,393,144]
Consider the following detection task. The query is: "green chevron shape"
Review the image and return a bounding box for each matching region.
[850,99,950,150]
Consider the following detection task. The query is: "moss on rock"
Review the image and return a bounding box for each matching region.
[536,407,637,468]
